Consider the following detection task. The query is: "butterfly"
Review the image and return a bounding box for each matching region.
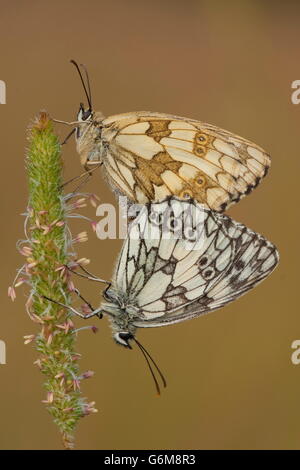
[45,197,278,393]
[61,61,271,212]
[98,197,279,391]
[101,197,279,344]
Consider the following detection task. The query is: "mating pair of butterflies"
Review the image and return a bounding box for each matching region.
[62,61,279,391]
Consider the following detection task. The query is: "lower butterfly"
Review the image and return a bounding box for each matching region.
[103,198,279,338]
[58,61,271,212]
[45,198,279,393]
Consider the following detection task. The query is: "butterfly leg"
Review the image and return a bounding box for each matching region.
[61,128,76,145]
[75,265,112,300]
[73,288,93,307]
[52,119,85,126]
[60,163,102,190]
[67,263,110,285]
[71,172,92,195]
[42,295,102,319]
[73,287,103,319]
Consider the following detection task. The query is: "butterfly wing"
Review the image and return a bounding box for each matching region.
[111,198,279,328]
[101,112,270,211]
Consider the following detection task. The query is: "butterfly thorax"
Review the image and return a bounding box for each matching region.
[101,287,139,338]
[75,111,106,166]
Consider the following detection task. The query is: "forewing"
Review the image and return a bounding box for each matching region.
[102,112,270,211]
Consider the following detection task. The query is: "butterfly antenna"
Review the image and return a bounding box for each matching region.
[70,59,92,110]
[134,339,161,395]
[133,337,167,394]
[79,62,92,110]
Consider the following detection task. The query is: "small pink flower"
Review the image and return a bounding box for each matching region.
[24,334,35,345]
[57,322,68,331]
[91,221,97,232]
[46,333,53,345]
[71,353,81,361]
[82,401,98,415]
[75,197,88,208]
[89,194,100,208]
[73,378,81,391]
[55,372,65,379]
[73,231,88,243]
[68,198,87,211]
[81,303,93,314]
[63,407,74,413]
[33,359,42,369]
[41,225,51,235]
[42,314,54,321]
[42,392,54,404]
[55,264,65,272]
[19,246,32,256]
[8,286,16,301]
[27,260,38,269]
[30,314,44,324]
[57,319,74,334]
[15,277,26,288]
[55,264,68,280]
[67,280,76,292]
[76,258,90,266]
[81,370,94,379]
[55,220,65,227]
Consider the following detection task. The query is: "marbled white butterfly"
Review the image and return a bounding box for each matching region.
[59,61,271,213]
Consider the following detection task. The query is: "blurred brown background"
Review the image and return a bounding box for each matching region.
[0,0,298,450]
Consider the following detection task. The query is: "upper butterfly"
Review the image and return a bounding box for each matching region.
[68,61,271,212]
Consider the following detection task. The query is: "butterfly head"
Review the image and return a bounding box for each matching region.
[77,102,93,123]
[113,331,134,349]
[70,60,107,167]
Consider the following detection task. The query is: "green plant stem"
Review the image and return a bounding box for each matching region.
[25,112,96,449]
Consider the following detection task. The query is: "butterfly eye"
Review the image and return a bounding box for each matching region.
[202,267,215,280]
[114,332,133,349]
[77,103,92,122]
[82,109,92,120]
